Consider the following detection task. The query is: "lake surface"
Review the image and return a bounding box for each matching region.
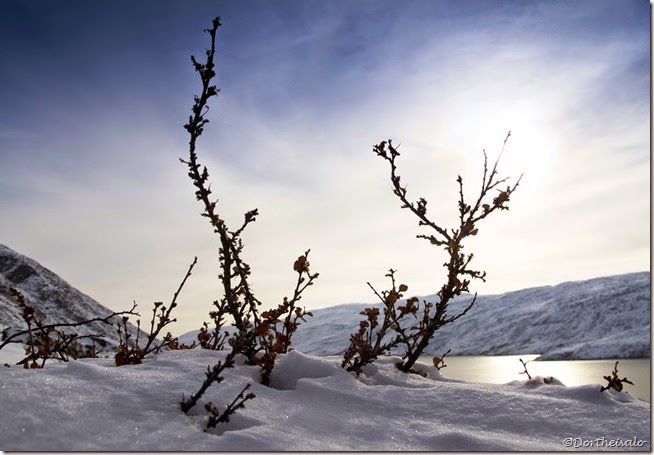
[418,354,650,402]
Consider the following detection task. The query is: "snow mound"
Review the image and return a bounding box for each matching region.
[270,350,348,390]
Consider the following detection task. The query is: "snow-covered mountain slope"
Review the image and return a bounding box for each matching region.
[3,242,648,361]
[0,244,136,349]
[286,272,650,360]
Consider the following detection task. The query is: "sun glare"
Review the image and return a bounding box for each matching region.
[462,102,557,193]
[502,124,555,190]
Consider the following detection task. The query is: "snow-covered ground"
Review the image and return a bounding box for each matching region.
[0,346,649,451]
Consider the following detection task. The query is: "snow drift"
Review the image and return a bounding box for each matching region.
[0,347,649,451]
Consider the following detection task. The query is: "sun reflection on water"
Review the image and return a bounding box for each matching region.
[419,354,650,402]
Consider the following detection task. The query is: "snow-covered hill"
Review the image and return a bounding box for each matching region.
[0,244,137,350]
[286,272,651,360]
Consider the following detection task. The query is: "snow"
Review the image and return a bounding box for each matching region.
[0,348,649,451]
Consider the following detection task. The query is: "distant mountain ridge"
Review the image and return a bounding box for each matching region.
[2,244,649,361]
[285,272,651,360]
[0,244,135,349]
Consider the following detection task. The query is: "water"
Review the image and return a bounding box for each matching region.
[418,354,650,402]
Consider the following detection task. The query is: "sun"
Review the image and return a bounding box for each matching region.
[464,101,558,192]
[500,121,556,188]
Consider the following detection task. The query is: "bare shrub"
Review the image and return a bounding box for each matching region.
[1,287,137,368]
[519,358,533,380]
[114,257,197,366]
[180,17,317,379]
[432,348,451,370]
[344,134,522,374]
[205,384,256,428]
[600,361,634,393]
[179,17,318,427]
[342,269,408,374]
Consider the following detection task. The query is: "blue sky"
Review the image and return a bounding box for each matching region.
[1,0,649,335]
